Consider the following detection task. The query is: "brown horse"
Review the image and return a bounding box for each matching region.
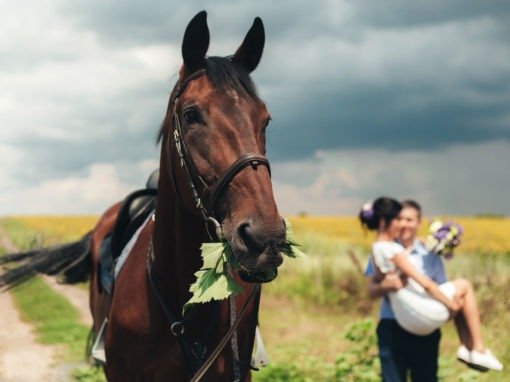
[0,11,287,382]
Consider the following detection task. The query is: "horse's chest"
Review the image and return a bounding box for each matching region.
[106,320,185,379]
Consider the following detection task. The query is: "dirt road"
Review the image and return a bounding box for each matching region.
[0,227,92,382]
[0,228,57,381]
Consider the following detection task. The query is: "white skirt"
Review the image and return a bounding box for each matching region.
[389,279,456,336]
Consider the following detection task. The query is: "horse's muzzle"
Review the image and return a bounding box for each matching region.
[239,268,278,283]
[226,217,286,283]
[236,248,283,283]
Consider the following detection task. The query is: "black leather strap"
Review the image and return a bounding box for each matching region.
[147,252,196,376]
[208,153,270,213]
[166,70,209,216]
[111,189,157,260]
[190,285,260,382]
[147,240,259,381]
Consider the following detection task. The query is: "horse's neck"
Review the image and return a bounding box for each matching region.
[152,172,209,312]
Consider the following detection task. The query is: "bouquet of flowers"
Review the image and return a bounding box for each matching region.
[425,219,463,259]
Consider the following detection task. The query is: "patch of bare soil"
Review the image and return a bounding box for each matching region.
[0,227,77,381]
[0,288,62,382]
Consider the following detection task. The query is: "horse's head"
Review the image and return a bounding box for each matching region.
[162,11,286,283]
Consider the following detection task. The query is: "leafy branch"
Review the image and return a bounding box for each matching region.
[183,219,304,313]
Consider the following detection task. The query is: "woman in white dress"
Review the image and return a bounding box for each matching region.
[360,197,503,371]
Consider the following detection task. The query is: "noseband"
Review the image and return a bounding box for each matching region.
[167,69,271,239]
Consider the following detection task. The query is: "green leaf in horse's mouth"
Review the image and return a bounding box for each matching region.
[183,219,305,313]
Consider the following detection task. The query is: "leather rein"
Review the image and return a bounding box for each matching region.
[148,69,268,381]
[147,242,259,382]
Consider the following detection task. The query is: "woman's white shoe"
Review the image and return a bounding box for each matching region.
[456,345,470,364]
[469,349,503,371]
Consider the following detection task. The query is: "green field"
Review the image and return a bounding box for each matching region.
[1,216,509,381]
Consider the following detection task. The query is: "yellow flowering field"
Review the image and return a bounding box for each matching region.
[12,215,98,242]
[5,215,510,255]
[289,216,510,255]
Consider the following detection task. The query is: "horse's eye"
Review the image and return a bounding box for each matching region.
[183,109,200,125]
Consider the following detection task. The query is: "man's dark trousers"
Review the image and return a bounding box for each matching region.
[377,319,441,382]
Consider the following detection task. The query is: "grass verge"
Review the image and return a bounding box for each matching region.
[10,277,90,362]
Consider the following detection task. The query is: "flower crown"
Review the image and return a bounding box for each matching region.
[361,201,374,220]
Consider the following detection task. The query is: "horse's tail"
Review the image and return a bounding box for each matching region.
[0,232,92,290]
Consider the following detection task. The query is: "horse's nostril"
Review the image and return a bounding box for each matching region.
[237,222,264,253]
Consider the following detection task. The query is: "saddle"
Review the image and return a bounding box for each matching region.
[111,168,159,260]
[98,169,159,293]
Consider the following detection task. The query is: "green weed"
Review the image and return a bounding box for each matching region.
[74,365,107,382]
[10,277,90,362]
[254,319,380,381]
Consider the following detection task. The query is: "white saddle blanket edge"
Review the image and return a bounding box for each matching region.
[91,318,108,364]
[94,213,153,364]
[251,326,270,368]
[114,211,154,280]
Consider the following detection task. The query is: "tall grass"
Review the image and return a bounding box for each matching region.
[260,218,510,381]
[265,231,373,313]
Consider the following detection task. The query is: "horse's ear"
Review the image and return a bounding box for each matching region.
[182,10,210,72]
[232,17,265,73]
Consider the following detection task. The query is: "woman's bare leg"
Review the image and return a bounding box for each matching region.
[453,278,484,351]
[454,313,472,349]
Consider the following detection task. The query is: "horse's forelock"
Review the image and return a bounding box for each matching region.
[204,56,260,101]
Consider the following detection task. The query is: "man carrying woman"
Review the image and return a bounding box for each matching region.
[363,198,502,382]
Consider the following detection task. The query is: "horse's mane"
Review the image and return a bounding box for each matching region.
[156,56,261,144]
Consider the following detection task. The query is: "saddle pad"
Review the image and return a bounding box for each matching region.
[99,236,113,294]
[114,211,154,280]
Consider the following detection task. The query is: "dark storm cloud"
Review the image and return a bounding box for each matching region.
[48,0,510,163]
[4,0,510,163]
[265,83,510,160]
[0,0,510,212]
[352,1,510,28]
[57,1,510,44]
[56,0,283,46]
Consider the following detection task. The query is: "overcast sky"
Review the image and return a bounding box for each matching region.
[1,1,509,216]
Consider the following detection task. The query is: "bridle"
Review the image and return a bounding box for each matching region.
[149,68,269,381]
[167,68,271,240]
